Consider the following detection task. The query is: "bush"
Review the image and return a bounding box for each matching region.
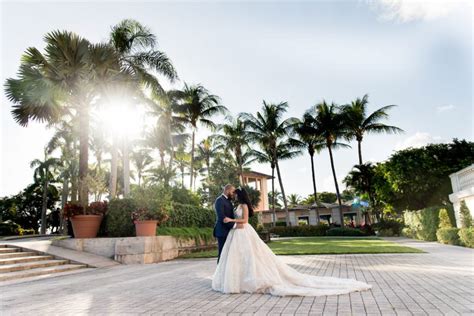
[326,227,366,236]
[0,221,21,236]
[402,227,416,238]
[171,187,201,207]
[131,185,172,222]
[404,205,455,241]
[275,221,287,227]
[436,227,460,245]
[438,208,452,229]
[106,198,136,237]
[163,203,215,228]
[373,219,403,236]
[458,227,474,248]
[358,224,375,236]
[156,227,214,245]
[459,201,472,228]
[269,224,330,237]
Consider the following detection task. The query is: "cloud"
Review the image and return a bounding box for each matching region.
[395,132,444,150]
[367,0,468,22]
[436,104,455,113]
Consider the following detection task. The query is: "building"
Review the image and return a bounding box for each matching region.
[260,202,364,226]
[449,164,474,227]
[242,170,272,212]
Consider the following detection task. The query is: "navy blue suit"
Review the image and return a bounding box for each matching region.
[213,195,235,263]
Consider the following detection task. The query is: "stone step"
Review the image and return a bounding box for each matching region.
[0,259,68,273]
[0,264,87,281]
[0,247,21,253]
[0,255,54,265]
[0,251,37,259]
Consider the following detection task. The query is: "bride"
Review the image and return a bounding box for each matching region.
[212,187,372,296]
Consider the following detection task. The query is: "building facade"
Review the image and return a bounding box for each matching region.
[449,164,474,227]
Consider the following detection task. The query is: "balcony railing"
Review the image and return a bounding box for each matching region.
[450,164,474,193]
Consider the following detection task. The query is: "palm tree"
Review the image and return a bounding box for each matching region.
[288,194,301,207]
[5,31,123,207]
[108,19,178,197]
[173,146,191,187]
[30,153,61,234]
[213,116,251,184]
[173,83,227,189]
[196,137,224,185]
[342,94,403,165]
[242,101,299,226]
[344,163,376,224]
[293,113,327,224]
[311,101,350,226]
[131,149,153,187]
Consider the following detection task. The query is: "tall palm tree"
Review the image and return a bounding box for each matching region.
[30,153,61,234]
[173,146,191,187]
[5,31,122,207]
[293,113,327,224]
[196,137,224,185]
[342,94,403,165]
[213,116,251,184]
[108,19,178,196]
[131,149,153,187]
[173,83,227,189]
[242,101,298,226]
[311,101,350,226]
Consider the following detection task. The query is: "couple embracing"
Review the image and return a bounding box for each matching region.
[211,184,372,297]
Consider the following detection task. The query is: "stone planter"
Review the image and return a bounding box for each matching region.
[70,215,102,238]
[134,220,158,237]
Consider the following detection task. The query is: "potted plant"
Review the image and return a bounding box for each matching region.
[65,201,108,238]
[132,207,169,237]
[131,185,171,237]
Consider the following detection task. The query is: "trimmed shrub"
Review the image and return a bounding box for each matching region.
[402,227,416,238]
[458,227,474,248]
[326,227,366,236]
[438,208,452,229]
[459,201,472,228]
[373,219,403,237]
[0,221,21,236]
[106,198,136,237]
[157,227,214,245]
[269,224,330,237]
[163,203,215,228]
[275,221,287,227]
[404,205,455,241]
[436,227,460,245]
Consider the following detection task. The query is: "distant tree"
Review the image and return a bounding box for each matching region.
[459,201,472,228]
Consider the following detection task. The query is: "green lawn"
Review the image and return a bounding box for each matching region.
[180,236,424,258]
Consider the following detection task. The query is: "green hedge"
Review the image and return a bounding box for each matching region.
[163,203,215,228]
[436,227,460,245]
[373,219,403,237]
[269,224,329,237]
[326,227,366,236]
[459,227,474,248]
[0,221,21,236]
[156,227,214,245]
[403,205,455,241]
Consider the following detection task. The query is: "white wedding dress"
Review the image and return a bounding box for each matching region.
[212,205,372,296]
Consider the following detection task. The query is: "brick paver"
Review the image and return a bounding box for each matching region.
[1,237,473,315]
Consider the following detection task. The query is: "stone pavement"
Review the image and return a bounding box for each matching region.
[1,237,473,315]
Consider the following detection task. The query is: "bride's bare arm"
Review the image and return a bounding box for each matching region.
[224,204,248,224]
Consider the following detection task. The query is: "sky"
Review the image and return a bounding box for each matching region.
[0,0,472,198]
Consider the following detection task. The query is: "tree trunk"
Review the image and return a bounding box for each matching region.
[123,137,130,197]
[109,136,118,199]
[189,130,195,189]
[310,153,320,224]
[78,105,89,208]
[358,140,363,165]
[60,175,69,234]
[328,145,344,226]
[138,170,142,187]
[40,177,49,234]
[271,166,276,227]
[70,172,78,203]
[181,166,185,187]
[275,160,290,226]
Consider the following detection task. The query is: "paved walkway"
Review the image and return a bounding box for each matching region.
[1,237,473,315]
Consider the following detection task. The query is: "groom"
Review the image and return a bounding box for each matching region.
[213,184,236,263]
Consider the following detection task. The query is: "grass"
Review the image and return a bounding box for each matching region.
[180,236,424,258]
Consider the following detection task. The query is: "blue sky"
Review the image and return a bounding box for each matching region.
[0,0,472,198]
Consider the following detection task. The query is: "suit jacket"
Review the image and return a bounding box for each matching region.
[213,195,235,238]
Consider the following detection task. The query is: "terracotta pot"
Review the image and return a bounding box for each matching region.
[135,220,158,237]
[70,215,102,238]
